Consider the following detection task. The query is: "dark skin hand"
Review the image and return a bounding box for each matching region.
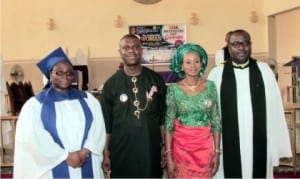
[66,151,82,168]
[102,134,111,176]
[66,148,90,168]
[166,152,176,178]
[210,152,220,176]
[161,145,167,168]
[102,152,111,174]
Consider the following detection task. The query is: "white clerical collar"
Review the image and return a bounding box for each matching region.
[232,60,249,69]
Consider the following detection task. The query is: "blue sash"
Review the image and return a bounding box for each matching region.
[36,87,94,178]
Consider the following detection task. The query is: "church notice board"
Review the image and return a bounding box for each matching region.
[129,24,187,65]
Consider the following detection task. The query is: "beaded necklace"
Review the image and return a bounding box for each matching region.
[182,79,200,92]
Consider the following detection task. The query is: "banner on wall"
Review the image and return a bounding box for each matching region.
[129,24,186,64]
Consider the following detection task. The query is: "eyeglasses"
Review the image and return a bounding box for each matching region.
[121,45,141,51]
[52,70,74,77]
[229,40,251,48]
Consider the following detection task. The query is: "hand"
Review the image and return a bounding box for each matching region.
[166,156,176,178]
[210,152,220,176]
[78,148,90,163]
[66,151,82,168]
[160,145,167,168]
[102,153,111,177]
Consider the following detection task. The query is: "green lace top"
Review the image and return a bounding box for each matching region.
[164,80,221,133]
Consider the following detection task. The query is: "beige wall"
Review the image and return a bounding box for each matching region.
[273,8,300,103]
[276,8,300,63]
[263,0,300,16]
[1,0,266,61]
[1,0,300,94]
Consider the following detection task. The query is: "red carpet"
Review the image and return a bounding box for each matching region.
[274,171,300,178]
[0,173,12,179]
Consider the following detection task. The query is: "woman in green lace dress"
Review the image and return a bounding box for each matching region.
[164,43,221,178]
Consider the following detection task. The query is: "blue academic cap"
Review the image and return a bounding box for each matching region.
[37,47,70,80]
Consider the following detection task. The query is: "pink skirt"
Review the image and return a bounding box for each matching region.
[172,120,213,178]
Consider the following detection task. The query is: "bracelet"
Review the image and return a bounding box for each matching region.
[165,149,171,154]
[214,149,221,154]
